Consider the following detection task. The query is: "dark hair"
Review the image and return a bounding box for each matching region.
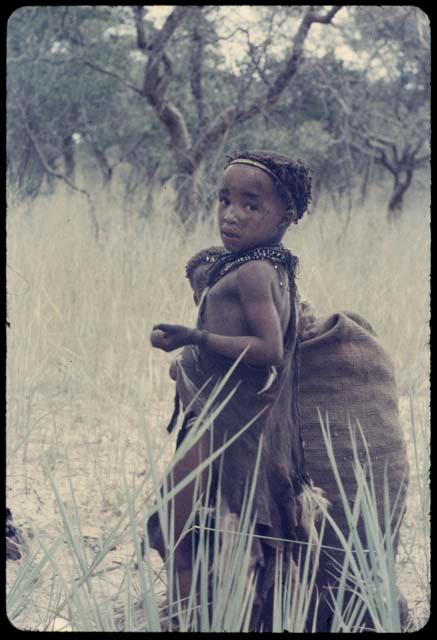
[224,149,312,223]
[185,246,227,282]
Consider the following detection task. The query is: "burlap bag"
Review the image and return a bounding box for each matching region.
[297,311,410,631]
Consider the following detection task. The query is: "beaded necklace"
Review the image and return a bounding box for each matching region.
[205,243,298,293]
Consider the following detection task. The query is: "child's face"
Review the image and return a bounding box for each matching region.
[217,164,289,252]
[190,263,209,305]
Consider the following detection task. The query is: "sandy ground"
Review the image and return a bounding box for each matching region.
[6,391,429,632]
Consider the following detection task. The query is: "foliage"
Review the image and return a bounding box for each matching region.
[7,6,430,220]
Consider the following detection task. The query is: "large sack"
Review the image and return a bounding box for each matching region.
[297,311,410,631]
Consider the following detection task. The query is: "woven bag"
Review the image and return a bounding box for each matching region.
[298,311,410,630]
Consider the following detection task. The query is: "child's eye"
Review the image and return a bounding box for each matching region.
[218,195,230,206]
[246,203,258,212]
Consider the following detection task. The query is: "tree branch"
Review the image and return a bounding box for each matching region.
[132,6,147,51]
[137,6,197,160]
[310,6,344,24]
[378,148,397,177]
[356,124,399,152]
[114,132,150,167]
[82,60,143,95]
[190,14,206,127]
[146,5,198,67]
[349,138,388,168]
[414,154,430,168]
[192,6,344,163]
[82,133,113,182]
[244,27,274,88]
[15,93,99,237]
[410,137,426,159]
[16,96,87,195]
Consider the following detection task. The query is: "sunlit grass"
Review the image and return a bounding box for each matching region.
[6,180,429,630]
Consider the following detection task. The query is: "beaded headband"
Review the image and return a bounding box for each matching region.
[228,158,298,221]
[228,158,281,183]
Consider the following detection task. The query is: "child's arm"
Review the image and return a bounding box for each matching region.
[199,261,284,366]
[151,262,285,367]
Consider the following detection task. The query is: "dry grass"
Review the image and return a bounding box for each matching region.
[6,181,430,630]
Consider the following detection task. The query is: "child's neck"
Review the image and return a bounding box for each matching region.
[235,238,283,254]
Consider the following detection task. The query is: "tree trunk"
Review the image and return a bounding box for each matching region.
[387,169,413,222]
[310,161,328,212]
[142,164,161,218]
[17,144,32,192]
[174,160,206,226]
[62,134,75,181]
[85,137,113,186]
[360,156,373,206]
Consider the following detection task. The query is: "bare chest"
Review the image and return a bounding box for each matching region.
[201,271,246,335]
[200,265,291,336]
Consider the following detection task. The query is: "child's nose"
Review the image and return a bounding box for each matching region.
[223,205,240,224]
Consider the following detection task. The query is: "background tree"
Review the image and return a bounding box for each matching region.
[7,6,430,225]
[311,6,430,220]
[131,5,344,221]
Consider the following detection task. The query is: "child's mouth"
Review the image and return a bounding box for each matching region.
[221,228,240,239]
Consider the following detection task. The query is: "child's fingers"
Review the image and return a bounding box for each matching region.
[150,329,167,346]
[152,324,168,332]
[155,323,177,333]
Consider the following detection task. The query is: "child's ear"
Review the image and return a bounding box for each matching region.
[278,214,291,231]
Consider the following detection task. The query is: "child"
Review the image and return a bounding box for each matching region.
[167,247,317,442]
[185,246,226,307]
[148,150,320,629]
[166,247,227,446]
[159,243,410,632]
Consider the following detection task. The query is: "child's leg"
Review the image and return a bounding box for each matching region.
[167,429,211,605]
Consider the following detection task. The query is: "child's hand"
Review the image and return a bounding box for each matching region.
[150,324,195,352]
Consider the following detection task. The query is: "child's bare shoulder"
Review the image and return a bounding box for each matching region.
[235,260,277,293]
